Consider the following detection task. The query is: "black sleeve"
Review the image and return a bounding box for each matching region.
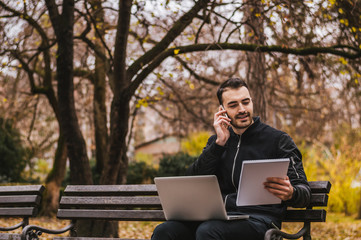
[186,135,225,175]
[278,134,311,208]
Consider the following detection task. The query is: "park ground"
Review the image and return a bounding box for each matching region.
[1,213,361,240]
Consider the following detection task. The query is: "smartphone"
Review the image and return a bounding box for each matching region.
[220,105,229,118]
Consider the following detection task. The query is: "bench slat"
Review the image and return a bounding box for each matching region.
[0,195,41,206]
[0,233,21,240]
[309,194,328,207]
[54,238,147,240]
[0,207,37,217]
[308,181,331,193]
[0,185,45,196]
[57,209,165,221]
[59,196,161,208]
[284,209,326,222]
[64,185,158,196]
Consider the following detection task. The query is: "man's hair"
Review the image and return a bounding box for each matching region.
[216,78,249,105]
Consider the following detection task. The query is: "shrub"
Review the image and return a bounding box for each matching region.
[127,151,198,183]
[0,118,27,183]
[301,125,361,216]
[127,161,157,184]
[181,131,210,156]
[157,152,197,177]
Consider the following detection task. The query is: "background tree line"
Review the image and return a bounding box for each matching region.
[1,0,361,236]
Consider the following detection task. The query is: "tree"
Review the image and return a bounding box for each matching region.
[0,1,68,215]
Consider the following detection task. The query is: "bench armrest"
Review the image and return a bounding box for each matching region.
[264,224,309,240]
[21,222,75,240]
[0,219,28,231]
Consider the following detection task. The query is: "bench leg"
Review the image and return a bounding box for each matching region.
[302,222,311,240]
[264,221,313,240]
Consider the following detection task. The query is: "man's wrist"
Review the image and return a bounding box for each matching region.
[292,186,297,199]
[209,140,226,157]
[215,138,226,146]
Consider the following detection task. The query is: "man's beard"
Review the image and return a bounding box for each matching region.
[231,112,253,129]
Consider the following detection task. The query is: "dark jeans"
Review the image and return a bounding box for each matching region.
[151,217,269,240]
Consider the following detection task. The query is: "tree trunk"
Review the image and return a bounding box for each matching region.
[99,0,132,186]
[101,93,131,185]
[246,52,267,120]
[117,140,129,184]
[86,1,118,236]
[244,2,267,121]
[41,133,67,216]
[45,0,93,185]
[91,0,109,183]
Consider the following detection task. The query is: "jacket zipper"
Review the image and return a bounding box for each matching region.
[224,136,241,208]
[231,136,242,190]
[290,156,300,178]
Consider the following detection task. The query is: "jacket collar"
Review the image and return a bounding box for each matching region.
[229,116,261,138]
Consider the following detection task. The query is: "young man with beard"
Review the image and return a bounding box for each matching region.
[152,78,311,240]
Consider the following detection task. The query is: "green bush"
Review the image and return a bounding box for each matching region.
[157,152,197,177]
[127,152,198,183]
[0,118,27,183]
[127,161,157,184]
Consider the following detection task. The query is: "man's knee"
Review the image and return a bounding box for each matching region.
[152,222,167,240]
[152,221,195,240]
[196,221,224,240]
[152,222,177,240]
[195,219,266,240]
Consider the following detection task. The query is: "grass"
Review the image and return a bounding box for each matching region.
[1,213,361,239]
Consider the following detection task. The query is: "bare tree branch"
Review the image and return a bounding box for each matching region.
[174,56,219,85]
[126,0,211,82]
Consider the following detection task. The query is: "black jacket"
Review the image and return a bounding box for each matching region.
[186,117,311,227]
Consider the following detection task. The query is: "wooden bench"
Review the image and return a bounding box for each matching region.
[21,181,331,240]
[0,185,45,240]
[265,181,331,240]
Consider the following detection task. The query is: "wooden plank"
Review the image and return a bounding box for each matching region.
[309,194,328,207]
[0,185,45,196]
[0,234,21,240]
[308,181,331,194]
[64,185,158,196]
[0,207,37,217]
[57,209,165,221]
[59,196,161,208]
[0,195,41,206]
[54,238,148,240]
[284,209,326,222]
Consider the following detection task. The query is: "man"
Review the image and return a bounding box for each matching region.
[152,78,311,240]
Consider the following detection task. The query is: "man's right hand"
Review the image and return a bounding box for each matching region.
[214,107,231,146]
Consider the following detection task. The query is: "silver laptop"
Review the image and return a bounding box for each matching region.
[154,175,249,221]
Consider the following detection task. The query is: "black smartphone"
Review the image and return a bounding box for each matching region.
[220,105,229,118]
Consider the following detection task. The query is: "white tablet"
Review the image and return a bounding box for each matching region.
[236,158,290,206]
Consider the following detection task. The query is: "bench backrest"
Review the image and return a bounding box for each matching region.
[58,185,164,221]
[284,181,331,222]
[0,185,45,219]
[57,181,331,223]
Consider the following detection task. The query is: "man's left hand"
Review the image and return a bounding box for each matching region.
[264,176,294,201]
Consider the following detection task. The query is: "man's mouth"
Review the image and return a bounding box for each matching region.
[236,113,249,121]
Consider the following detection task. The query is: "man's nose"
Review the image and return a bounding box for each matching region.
[238,103,246,112]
